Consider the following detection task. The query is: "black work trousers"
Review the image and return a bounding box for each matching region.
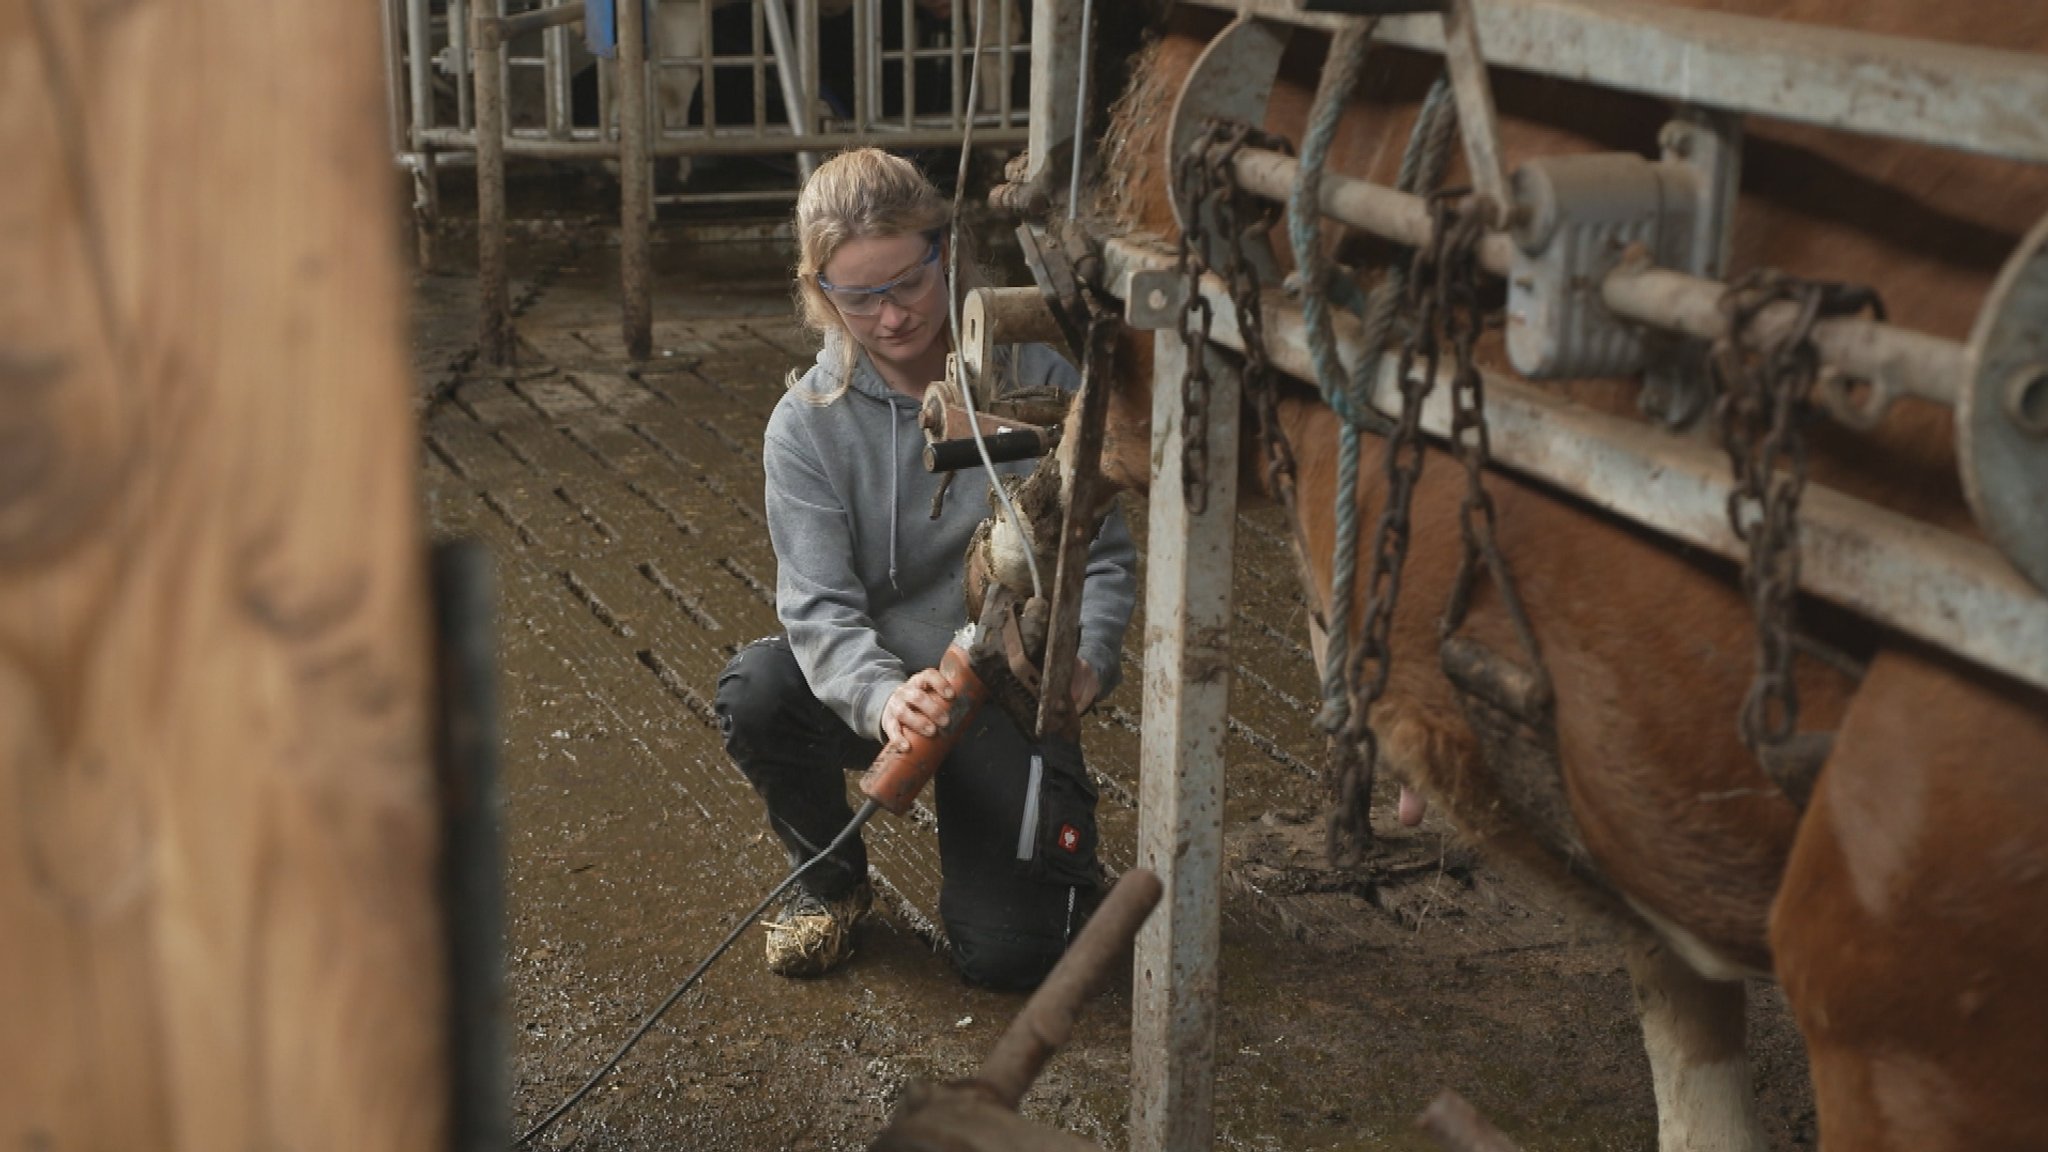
[714,636,1100,990]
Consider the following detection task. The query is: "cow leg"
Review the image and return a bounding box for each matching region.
[653,0,701,185]
[1626,935,1765,1152]
[1772,649,2048,1152]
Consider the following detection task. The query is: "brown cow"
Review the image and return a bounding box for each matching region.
[984,5,2048,1150]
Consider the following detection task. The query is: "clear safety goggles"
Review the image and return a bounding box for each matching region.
[817,237,944,318]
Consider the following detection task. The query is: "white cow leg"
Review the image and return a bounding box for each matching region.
[1626,935,1766,1152]
[654,1,702,185]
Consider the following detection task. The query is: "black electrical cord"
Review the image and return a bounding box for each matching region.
[513,797,883,1148]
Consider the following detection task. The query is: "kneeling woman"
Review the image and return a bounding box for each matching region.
[714,148,1137,990]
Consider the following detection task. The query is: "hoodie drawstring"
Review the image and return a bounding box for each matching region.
[888,409,902,592]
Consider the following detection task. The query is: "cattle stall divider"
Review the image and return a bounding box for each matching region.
[968,2,2048,1148]
[385,0,1068,363]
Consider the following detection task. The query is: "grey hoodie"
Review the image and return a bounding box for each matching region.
[764,331,1138,741]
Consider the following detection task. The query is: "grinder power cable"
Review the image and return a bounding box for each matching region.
[513,623,990,1148]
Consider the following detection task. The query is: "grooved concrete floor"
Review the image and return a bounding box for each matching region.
[411,230,1814,1151]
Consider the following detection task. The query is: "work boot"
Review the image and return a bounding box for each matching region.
[764,880,874,977]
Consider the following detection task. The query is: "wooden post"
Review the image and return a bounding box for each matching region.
[1,0,444,1149]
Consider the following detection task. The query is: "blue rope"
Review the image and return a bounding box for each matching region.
[1289,59,1459,732]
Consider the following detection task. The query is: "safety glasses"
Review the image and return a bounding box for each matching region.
[816,237,944,318]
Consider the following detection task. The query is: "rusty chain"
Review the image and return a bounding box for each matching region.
[1172,139,1219,513]
[1173,122,1297,519]
[1710,272,1883,753]
[1437,196,1549,697]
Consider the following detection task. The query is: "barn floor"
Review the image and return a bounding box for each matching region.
[410,218,1817,1151]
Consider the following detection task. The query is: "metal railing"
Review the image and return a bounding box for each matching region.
[384,0,1033,357]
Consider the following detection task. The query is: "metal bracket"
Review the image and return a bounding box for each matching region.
[1642,109,1744,429]
[1126,269,1191,330]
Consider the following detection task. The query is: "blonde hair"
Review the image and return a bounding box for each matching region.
[794,147,952,334]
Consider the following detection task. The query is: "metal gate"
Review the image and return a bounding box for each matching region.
[382,0,1042,361]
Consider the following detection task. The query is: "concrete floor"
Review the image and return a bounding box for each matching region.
[410,225,1814,1151]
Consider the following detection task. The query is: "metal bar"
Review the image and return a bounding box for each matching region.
[618,0,653,360]
[759,0,820,178]
[1098,233,2048,693]
[381,0,408,158]
[1438,0,1510,222]
[975,869,1163,1110]
[950,0,964,127]
[652,188,801,205]
[455,0,474,130]
[1602,260,1964,407]
[1066,0,1093,221]
[901,0,915,131]
[1131,330,1238,1152]
[753,0,768,134]
[1229,145,1968,408]
[854,0,870,130]
[801,0,821,128]
[999,0,1016,129]
[489,2,583,39]
[544,10,570,140]
[406,0,434,139]
[1027,0,1082,185]
[1203,0,2048,165]
[699,0,717,131]
[474,10,513,365]
[416,123,1028,154]
[431,541,510,1152]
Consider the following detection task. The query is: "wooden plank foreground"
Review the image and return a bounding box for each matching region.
[0,0,442,1148]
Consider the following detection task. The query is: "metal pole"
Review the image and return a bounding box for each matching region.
[1026,0,1082,186]
[759,0,818,179]
[1131,331,1239,1152]
[380,0,407,160]
[1065,0,1092,220]
[618,0,654,360]
[405,0,440,269]
[475,12,513,366]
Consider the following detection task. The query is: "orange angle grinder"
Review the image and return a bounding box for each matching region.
[857,622,990,816]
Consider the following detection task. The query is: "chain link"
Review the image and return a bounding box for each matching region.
[1172,142,1218,513]
[1173,122,1295,514]
[1710,272,1882,752]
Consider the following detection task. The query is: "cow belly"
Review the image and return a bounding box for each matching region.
[1773,650,2048,1152]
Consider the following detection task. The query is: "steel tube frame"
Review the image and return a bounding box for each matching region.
[618,0,654,360]
[1205,0,2048,165]
[1132,331,1240,1152]
[391,2,1027,194]
[1228,145,1970,410]
[1099,234,2048,694]
[404,0,440,267]
[416,123,1028,157]
[758,0,820,178]
[474,10,513,365]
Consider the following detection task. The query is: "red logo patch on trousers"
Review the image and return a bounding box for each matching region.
[1058,824,1081,853]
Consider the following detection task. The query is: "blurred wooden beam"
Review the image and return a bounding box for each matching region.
[0,0,444,1148]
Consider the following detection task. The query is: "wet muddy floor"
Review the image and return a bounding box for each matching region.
[410,221,1817,1151]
